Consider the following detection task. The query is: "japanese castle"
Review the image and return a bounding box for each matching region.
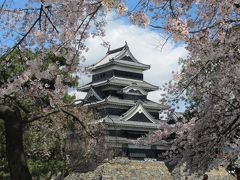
[79,42,170,160]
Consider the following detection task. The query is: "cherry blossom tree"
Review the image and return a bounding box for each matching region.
[127,0,240,178]
[0,1,109,179]
[24,106,109,179]
[0,49,109,179]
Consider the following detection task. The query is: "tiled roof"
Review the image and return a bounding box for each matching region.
[100,116,165,129]
[87,43,150,71]
[85,95,162,110]
[119,102,157,123]
[78,76,158,92]
[121,85,148,96]
[83,87,105,102]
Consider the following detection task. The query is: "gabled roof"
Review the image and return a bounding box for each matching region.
[84,95,162,110]
[78,76,159,92]
[119,102,157,123]
[84,87,103,102]
[120,84,148,96]
[95,103,167,129]
[87,42,150,71]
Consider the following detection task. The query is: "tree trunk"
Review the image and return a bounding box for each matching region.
[236,167,240,180]
[0,105,32,180]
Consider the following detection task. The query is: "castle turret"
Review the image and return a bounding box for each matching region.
[78,42,170,159]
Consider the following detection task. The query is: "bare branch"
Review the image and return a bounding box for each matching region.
[0,0,6,13]
[161,35,171,52]
[149,24,167,30]
[169,0,177,18]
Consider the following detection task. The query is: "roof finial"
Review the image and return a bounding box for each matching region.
[124,41,129,50]
[107,44,111,52]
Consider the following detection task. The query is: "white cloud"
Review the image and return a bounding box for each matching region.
[72,15,188,103]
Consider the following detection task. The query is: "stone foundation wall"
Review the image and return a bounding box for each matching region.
[172,165,234,180]
[65,158,235,180]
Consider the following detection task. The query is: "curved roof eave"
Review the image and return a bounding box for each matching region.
[86,43,151,72]
[119,102,157,123]
[89,61,150,72]
[122,85,148,96]
[83,95,163,110]
[78,76,159,92]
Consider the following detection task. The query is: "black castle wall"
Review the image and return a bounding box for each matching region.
[93,70,143,82]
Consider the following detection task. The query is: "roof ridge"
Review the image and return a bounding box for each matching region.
[107,42,128,54]
[107,45,125,54]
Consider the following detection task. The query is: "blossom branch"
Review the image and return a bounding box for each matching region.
[221,115,240,136]
[209,92,240,110]
[42,8,59,33]
[175,60,210,99]
[189,19,240,34]
[24,109,60,123]
[2,8,42,58]
[3,95,30,114]
[60,107,95,138]
[72,3,102,61]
